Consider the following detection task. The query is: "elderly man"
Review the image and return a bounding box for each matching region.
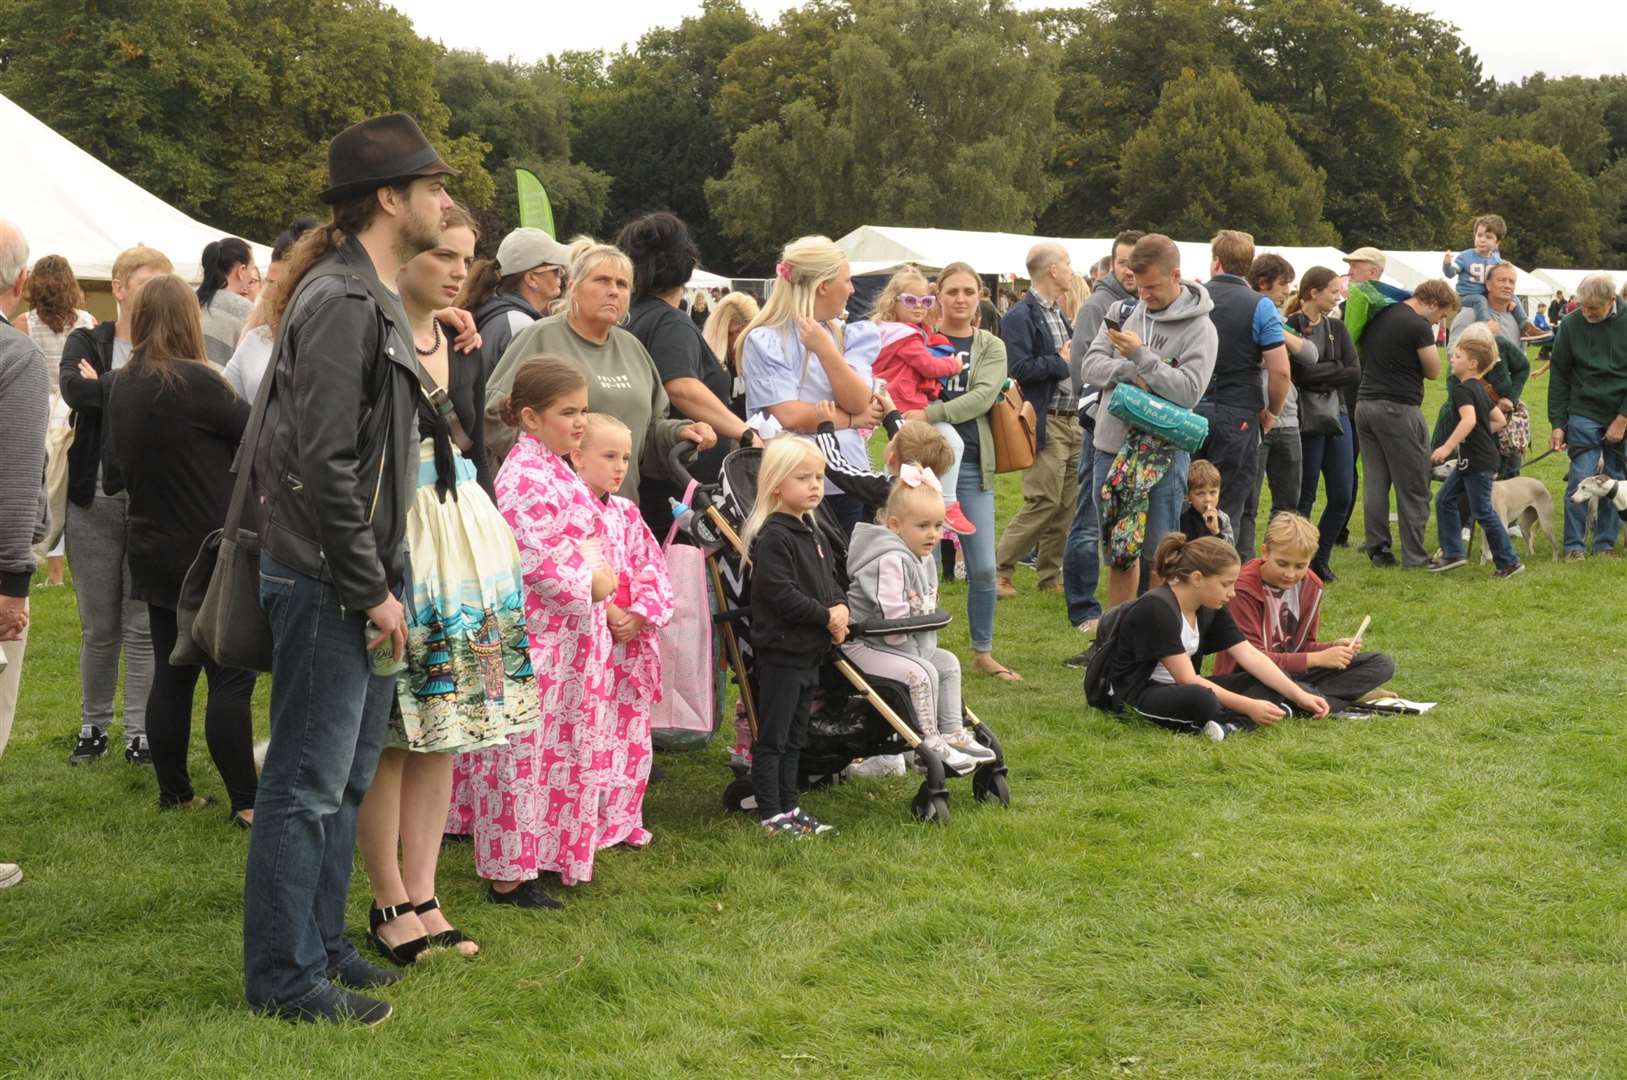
[1061,230,1143,645]
[995,242,1080,598]
[1548,272,1627,559]
[1342,246,1386,288]
[0,220,51,891]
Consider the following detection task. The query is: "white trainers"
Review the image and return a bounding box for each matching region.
[1202,721,1226,742]
[943,729,996,763]
[0,863,21,889]
[924,737,979,775]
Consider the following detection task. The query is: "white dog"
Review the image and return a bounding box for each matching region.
[1477,476,1558,562]
[1571,473,1627,523]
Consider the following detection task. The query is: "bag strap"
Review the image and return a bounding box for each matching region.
[664,479,700,549]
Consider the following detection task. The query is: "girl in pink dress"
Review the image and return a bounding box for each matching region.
[571,414,675,850]
[447,355,616,906]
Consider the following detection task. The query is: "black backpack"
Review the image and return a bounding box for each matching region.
[1081,589,1180,710]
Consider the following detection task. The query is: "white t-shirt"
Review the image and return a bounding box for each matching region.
[742,320,880,490]
[1150,613,1201,685]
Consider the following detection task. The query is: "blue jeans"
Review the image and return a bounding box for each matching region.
[1561,416,1626,554]
[1297,412,1357,564]
[1437,468,1519,570]
[1093,445,1190,578]
[243,553,397,1013]
[1062,444,1102,626]
[955,470,997,653]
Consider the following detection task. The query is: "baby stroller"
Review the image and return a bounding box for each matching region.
[669,444,1011,824]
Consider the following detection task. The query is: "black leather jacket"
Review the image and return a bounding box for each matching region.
[249,238,419,613]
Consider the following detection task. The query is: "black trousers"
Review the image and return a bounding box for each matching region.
[146,603,259,812]
[1196,402,1264,531]
[751,660,819,820]
[1130,652,1396,735]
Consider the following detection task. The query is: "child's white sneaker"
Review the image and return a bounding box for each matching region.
[943,729,996,763]
[924,736,978,775]
[1202,721,1226,742]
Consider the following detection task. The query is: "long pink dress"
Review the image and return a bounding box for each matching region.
[447,434,613,886]
[595,494,675,849]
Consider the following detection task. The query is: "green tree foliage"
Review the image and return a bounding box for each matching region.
[1115,69,1337,245]
[1461,139,1600,267]
[707,0,1059,268]
[714,1,852,139]
[0,0,493,243]
[434,51,611,246]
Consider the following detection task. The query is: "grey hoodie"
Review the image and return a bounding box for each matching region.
[845,521,941,656]
[1070,270,1137,402]
[1079,280,1219,455]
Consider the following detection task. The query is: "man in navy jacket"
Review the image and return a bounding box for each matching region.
[995,242,1080,598]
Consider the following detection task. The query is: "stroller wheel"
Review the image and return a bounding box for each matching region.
[722,777,756,815]
[911,782,951,824]
[973,766,1011,808]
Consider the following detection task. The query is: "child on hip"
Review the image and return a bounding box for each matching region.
[843,469,997,774]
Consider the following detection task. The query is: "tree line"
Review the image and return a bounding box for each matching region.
[3,0,1624,274]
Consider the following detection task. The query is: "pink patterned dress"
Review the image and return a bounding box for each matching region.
[446,434,613,886]
[595,494,675,850]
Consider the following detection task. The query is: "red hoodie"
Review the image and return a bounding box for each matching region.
[1211,558,1336,676]
[872,322,962,413]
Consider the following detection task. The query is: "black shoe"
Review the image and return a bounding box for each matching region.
[1310,560,1337,583]
[261,986,393,1026]
[487,879,563,910]
[1492,563,1526,579]
[124,737,153,766]
[328,953,404,991]
[68,729,108,765]
[366,901,429,966]
[1062,649,1091,669]
[1368,547,1397,568]
[413,897,478,954]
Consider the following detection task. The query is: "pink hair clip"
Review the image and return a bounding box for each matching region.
[897,462,942,493]
[775,260,793,281]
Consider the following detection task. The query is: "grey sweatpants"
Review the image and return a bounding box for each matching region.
[1354,401,1432,568]
[65,493,150,740]
[843,639,963,740]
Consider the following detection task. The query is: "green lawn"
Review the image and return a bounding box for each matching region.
[5,375,1627,1078]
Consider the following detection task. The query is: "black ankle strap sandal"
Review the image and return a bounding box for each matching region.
[367,901,430,965]
[414,896,478,954]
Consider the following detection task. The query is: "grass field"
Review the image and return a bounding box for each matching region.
[4,376,1627,1078]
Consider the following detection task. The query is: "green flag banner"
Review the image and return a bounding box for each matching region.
[515,168,555,237]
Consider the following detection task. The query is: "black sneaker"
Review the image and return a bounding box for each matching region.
[789,808,836,835]
[1310,560,1337,583]
[487,879,563,910]
[1062,649,1091,669]
[125,737,153,766]
[1492,563,1526,579]
[328,953,404,992]
[1368,547,1397,568]
[759,812,800,836]
[68,729,108,765]
[1427,555,1467,573]
[262,986,392,1026]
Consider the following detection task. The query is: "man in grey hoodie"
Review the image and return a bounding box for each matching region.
[1063,229,1143,639]
[1079,234,1218,609]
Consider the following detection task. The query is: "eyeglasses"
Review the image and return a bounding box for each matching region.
[898,293,935,307]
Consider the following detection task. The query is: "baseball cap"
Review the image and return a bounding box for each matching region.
[1342,246,1386,271]
[495,228,574,276]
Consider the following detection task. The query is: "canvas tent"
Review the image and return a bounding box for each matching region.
[1382,250,1552,307]
[3,92,271,281]
[687,268,731,289]
[1533,267,1625,297]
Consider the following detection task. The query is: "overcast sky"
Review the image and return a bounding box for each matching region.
[391,0,1626,83]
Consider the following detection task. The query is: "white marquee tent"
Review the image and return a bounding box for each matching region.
[3,92,271,282]
[1381,250,1552,306]
[1532,267,1625,297]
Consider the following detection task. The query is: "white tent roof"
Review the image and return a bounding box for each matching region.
[1382,250,1552,302]
[687,268,731,289]
[1532,267,1624,296]
[3,92,271,282]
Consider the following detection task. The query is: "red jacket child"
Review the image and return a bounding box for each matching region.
[1211,558,1336,676]
[872,322,962,413]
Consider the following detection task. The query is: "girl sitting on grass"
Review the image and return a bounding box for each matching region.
[1102,534,1329,741]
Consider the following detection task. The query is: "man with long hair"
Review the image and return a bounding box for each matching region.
[242,113,455,1025]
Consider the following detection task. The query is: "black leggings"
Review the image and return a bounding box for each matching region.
[146,604,259,812]
[1129,672,1291,736]
[751,660,819,820]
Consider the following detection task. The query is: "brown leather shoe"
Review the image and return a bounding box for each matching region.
[995,575,1017,599]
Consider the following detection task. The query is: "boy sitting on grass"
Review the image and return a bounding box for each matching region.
[1212,513,1396,712]
[1179,459,1235,546]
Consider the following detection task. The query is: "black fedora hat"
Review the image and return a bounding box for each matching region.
[319,112,459,204]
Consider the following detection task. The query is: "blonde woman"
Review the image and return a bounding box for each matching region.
[741,235,885,535]
[484,242,717,490]
[1063,271,1091,322]
[703,291,760,415]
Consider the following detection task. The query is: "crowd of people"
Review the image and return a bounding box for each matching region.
[2,109,1625,1024]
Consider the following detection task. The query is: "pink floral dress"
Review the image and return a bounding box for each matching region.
[595,494,675,849]
[446,434,613,886]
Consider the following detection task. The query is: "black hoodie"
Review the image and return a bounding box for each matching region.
[749,511,844,667]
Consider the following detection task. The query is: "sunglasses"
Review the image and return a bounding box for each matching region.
[898,293,936,307]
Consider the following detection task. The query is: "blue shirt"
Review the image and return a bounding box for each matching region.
[1251,297,1286,349]
[743,319,880,485]
[1445,249,1502,297]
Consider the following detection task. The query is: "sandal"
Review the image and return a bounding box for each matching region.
[414,896,479,957]
[975,658,1023,683]
[228,812,252,830]
[367,901,429,966]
